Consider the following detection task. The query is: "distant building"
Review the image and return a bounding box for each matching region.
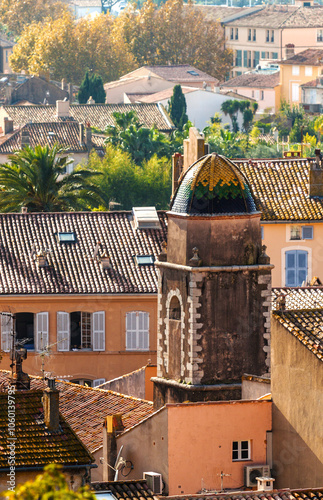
[0,38,14,74]
[301,76,323,113]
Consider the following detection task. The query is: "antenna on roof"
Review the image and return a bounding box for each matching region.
[93,242,100,260]
[100,445,133,480]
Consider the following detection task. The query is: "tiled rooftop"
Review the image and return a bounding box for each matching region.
[0,122,88,154]
[279,48,323,66]
[221,71,280,89]
[236,158,323,221]
[301,78,323,88]
[0,389,93,468]
[0,211,167,295]
[0,371,155,453]
[272,287,323,310]
[166,489,323,500]
[189,5,253,22]
[92,480,158,500]
[272,309,323,362]
[225,4,323,28]
[124,65,219,84]
[138,87,198,104]
[1,103,174,132]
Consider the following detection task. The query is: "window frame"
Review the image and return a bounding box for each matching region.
[126,311,149,351]
[57,310,105,352]
[317,29,323,42]
[301,225,313,240]
[285,249,308,287]
[232,440,251,461]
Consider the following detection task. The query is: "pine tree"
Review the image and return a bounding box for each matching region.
[78,71,105,104]
[168,85,188,131]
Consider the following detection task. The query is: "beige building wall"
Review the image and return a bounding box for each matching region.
[0,294,157,383]
[279,61,323,105]
[271,318,323,487]
[104,76,173,104]
[262,221,323,287]
[117,401,272,495]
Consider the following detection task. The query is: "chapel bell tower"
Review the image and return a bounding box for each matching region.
[153,149,273,409]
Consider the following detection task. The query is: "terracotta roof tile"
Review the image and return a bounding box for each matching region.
[0,389,93,468]
[166,490,323,500]
[279,48,323,66]
[225,5,323,28]
[1,103,174,132]
[221,71,280,89]
[0,372,154,453]
[138,87,198,104]
[0,211,167,295]
[236,158,323,221]
[0,122,88,154]
[142,65,219,84]
[272,309,323,362]
[92,479,158,500]
[272,287,323,310]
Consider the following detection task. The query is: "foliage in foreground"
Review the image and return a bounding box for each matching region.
[0,144,108,213]
[3,463,96,499]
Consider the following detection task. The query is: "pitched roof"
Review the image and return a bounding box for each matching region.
[188,5,253,22]
[279,48,323,66]
[1,103,174,132]
[0,371,154,453]
[272,309,323,362]
[272,287,323,310]
[224,4,323,28]
[92,480,158,500]
[0,38,14,48]
[124,65,219,84]
[221,71,280,89]
[301,77,323,88]
[166,489,323,500]
[236,158,323,221]
[0,211,167,295]
[136,86,198,104]
[0,389,93,469]
[0,122,88,154]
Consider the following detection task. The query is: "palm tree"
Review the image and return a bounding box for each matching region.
[0,144,107,212]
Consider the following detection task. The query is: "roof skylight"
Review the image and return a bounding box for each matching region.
[58,232,76,243]
[132,207,161,230]
[135,255,155,265]
[187,70,199,76]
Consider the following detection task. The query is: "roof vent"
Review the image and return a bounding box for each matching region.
[132,207,161,230]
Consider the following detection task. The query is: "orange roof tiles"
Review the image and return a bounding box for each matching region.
[166,490,323,500]
[0,372,154,453]
[0,389,93,468]
[272,287,323,310]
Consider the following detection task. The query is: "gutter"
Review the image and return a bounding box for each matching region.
[155,262,274,273]
[151,377,241,392]
[1,463,97,473]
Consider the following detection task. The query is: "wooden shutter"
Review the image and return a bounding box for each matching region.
[126,312,136,350]
[92,311,105,351]
[243,50,248,68]
[93,378,105,387]
[138,312,149,350]
[1,313,13,352]
[36,312,49,352]
[57,312,70,351]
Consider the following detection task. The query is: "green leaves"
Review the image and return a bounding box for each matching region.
[0,144,107,213]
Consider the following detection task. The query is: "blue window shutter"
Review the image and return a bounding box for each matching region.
[254,51,260,66]
[243,51,248,68]
[285,250,308,286]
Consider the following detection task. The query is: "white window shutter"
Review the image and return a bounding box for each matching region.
[1,313,13,352]
[36,312,49,352]
[57,312,70,351]
[93,311,105,351]
[93,378,105,387]
[126,312,136,350]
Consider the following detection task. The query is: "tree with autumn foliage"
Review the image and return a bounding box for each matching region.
[0,0,67,37]
[10,12,135,84]
[114,0,232,81]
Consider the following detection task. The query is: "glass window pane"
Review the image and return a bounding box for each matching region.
[232,442,238,450]
[241,449,249,459]
[241,441,249,450]
[232,450,238,460]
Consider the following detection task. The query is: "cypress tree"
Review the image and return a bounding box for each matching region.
[78,71,105,104]
[168,85,188,131]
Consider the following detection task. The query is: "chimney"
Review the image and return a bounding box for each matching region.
[309,149,323,197]
[79,122,84,144]
[12,347,30,390]
[21,206,28,214]
[56,99,70,118]
[183,127,205,173]
[86,125,92,153]
[102,414,124,481]
[68,82,73,102]
[43,378,60,432]
[285,44,295,59]
[61,78,66,91]
[3,117,13,135]
[21,127,30,148]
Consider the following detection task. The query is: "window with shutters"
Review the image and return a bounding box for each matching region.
[126,311,149,351]
[57,311,105,352]
[1,312,48,353]
[285,250,308,286]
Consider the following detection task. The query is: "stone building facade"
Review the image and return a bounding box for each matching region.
[153,153,273,408]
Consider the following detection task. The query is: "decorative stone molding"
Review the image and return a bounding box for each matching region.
[187,272,205,384]
[258,273,272,372]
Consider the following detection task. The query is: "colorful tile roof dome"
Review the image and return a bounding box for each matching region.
[171,153,257,215]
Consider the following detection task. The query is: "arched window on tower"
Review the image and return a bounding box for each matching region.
[169,296,181,320]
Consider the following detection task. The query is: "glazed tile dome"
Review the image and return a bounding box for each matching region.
[171,153,257,215]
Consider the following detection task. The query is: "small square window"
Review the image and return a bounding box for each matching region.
[292,65,300,76]
[135,255,155,265]
[232,440,250,461]
[58,232,76,243]
[302,226,313,239]
[290,226,301,240]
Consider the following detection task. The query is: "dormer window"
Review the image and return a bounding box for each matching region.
[58,232,76,243]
